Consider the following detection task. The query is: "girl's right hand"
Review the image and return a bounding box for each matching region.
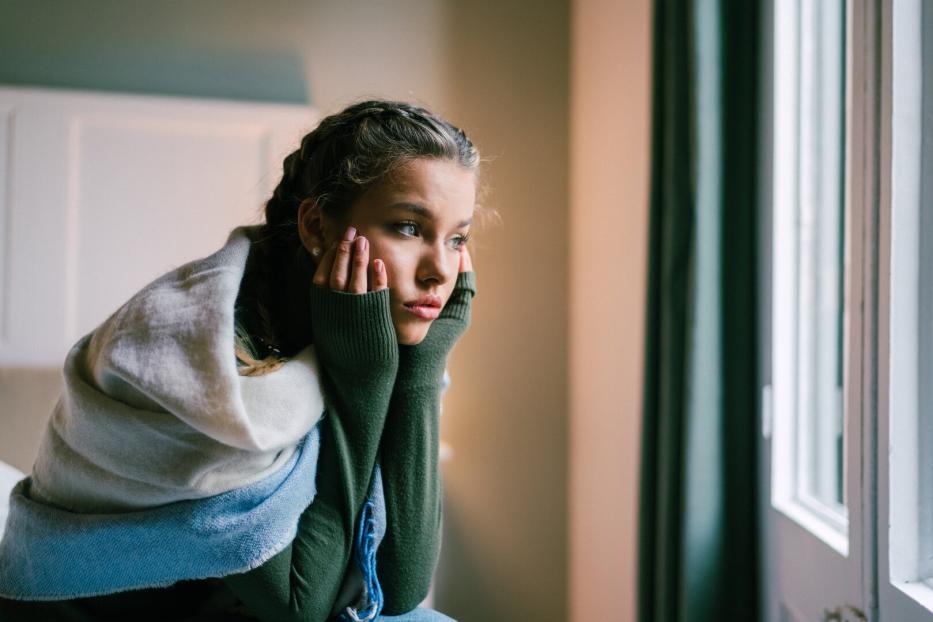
[312,226,388,293]
[308,225,398,372]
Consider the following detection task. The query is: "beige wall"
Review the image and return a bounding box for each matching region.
[438,3,571,620]
[569,0,652,621]
[0,1,571,620]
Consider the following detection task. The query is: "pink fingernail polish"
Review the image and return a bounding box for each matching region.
[344,226,357,241]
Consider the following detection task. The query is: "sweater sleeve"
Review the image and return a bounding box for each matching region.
[223,285,399,622]
[376,272,475,615]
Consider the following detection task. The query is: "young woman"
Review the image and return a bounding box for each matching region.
[0,100,480,621]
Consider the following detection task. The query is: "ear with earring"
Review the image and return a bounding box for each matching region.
[298,199,325,262]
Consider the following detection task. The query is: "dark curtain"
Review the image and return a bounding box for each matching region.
[638,1,762,621]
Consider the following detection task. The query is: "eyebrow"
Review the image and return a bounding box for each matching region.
[389,202,473,228]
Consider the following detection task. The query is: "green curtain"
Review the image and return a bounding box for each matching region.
[638,1,761,621]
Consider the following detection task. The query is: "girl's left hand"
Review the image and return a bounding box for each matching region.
[459,245,473,274]
[404,245,475,358]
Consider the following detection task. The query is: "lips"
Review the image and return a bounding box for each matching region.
[404,295,443,320]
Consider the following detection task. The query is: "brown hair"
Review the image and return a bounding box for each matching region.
[266,99,479,242]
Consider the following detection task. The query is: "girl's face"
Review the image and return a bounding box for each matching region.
[316,158,476,345]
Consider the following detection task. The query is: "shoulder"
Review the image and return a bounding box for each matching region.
[92,227,256,346]
[81,227,257,403]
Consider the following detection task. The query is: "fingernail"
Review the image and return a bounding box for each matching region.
[374,259,383,273]
[343,226,357,241]
[355,236,367,251]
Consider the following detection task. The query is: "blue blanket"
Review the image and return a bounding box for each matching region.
[0,428,323,600]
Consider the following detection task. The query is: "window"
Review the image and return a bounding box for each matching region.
[764,0,933,620]
[771,0,849,553]
[881,0,933,617]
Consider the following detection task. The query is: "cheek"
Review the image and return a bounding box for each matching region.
[367,240,412,285]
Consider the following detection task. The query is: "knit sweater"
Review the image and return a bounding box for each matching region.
[0,247,475,622]
[377,273,474,614]
[226,271,475,621]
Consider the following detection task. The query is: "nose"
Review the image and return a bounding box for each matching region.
[417,240,454,286]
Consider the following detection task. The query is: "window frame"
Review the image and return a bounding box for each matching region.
[770,0,853,557]
[878,0,933,617]
[760,0,933,619]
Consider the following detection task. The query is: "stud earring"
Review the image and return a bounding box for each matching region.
[311,246,323,258]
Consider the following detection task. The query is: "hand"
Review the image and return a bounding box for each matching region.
[433,245,475,325]
[312,226,388,293]
[308,226,398,370]
[458,245,473,273]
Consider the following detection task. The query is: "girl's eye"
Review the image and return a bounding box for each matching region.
[394,221,419,237]
[394,221,470,249]
[448,234,471,250]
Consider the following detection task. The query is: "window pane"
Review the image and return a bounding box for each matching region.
[795,0,847,515]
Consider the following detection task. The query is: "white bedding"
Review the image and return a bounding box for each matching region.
[0,461,26,540]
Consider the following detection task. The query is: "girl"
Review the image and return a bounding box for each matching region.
[0,100,479,621]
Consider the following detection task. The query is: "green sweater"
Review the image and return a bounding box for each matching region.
[0,272,475,622]
[377,273,474,614]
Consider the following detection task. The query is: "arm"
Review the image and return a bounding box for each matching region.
[376,268,476,615]
[224,233,397,622]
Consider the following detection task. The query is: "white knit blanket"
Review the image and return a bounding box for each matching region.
[30,226,326,512]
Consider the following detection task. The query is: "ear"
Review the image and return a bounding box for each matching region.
[297,199,327,254]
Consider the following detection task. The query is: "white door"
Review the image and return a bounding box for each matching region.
[0,86,315,366]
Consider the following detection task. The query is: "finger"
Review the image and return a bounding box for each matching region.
[372,259,388,291]
[330,227,356,291]
[459,246,473,273]
[348,236,369,294]
[313,242,337,288]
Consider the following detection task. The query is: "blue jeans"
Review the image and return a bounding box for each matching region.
[376,608,456,622]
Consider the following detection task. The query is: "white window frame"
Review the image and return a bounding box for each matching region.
[765,0,933,619]
[771,0,852,557]
[878,0,933,618]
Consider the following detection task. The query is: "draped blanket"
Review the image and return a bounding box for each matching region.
[0,227,385,607]
[0,430,319,599]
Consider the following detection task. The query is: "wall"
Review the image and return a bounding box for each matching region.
[439,3,571,620]
[568,0,652,621]
[0,1,570,620]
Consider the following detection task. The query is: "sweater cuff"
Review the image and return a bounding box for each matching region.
[439,272,476,322]
[309,286,398,365]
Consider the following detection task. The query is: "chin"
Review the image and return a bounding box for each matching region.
[396,327,429,346]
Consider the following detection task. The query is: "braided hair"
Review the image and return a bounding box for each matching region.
[264,100,480,245]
